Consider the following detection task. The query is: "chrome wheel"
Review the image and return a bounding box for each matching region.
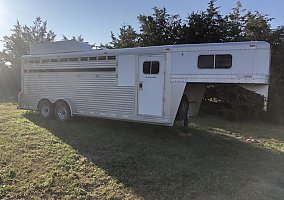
[38,100,54,119]
[41,104,50,118]
[55,101,71,122]
[57,107,67,121]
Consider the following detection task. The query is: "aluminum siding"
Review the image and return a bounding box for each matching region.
[24,61,135,115]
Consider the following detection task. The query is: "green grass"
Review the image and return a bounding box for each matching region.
[0,103,284,199]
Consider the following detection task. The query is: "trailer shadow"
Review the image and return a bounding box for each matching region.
[24,112,284,200]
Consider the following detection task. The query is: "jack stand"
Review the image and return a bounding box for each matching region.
[183,117,188,129]
[177,117,191,137]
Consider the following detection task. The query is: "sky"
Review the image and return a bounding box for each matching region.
[0,0,283,50]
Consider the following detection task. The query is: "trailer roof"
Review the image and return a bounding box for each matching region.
[23,41,270,58]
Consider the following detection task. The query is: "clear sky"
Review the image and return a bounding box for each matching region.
[0,0,283,49]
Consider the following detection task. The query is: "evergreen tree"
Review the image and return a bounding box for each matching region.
[268,26,284,123]
[182,11,208,44]
[183,0,227,44]
[138,7,182,46]
[62,35,84,42]
[225,1,245,41]
[110,25,139,48]
[204,0,227,42]
[243,11,272,41]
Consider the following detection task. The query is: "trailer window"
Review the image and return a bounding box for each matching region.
[198,55,214,69]
[143,62,151,74]
[107,56,116,60]
[81,57,88,61]
[50,58,58,62]
[98,56,106,60]
[89,57,97,61]
[198,54,232,69]
[215,54,232,69]
[69,57,78,62]
[59,58,68,62]
[151,61,159,74]
[143,61,160,74]
[42,59,49,63]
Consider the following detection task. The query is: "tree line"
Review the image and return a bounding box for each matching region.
[0,0,283,123]
[109,1,273,47]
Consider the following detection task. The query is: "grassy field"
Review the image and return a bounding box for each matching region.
[0,103,284,199]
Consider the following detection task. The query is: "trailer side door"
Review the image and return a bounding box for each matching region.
[138,55,165,117]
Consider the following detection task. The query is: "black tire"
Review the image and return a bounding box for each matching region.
[38,100,54,119]
[55,101,71,122]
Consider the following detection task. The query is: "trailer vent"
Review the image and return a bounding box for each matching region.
[89,57,97,61]
[68,57,79,62]
[107,56,116,60]
[98,56,107,60]
[81,57,89,61]
[50,58,58,62]
[59,58,68,62]
[42,59,49,63]
[29,55,117,64]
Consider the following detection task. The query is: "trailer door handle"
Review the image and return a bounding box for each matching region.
[139,82,143,90]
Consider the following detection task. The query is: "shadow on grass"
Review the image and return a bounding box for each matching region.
[0,97,17,103]
[193,114,284,150]
[24,112,284,200]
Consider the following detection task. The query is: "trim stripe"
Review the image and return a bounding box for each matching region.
[26,67,116,73]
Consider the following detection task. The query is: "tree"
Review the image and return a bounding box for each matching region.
[110,24,139,48]
[243,11,272,41]
[204,0,227,42]
[138,7,182,46]
[182,11,208,44]
[62,35,84,42]
[268,26,284,123]
[182,0,227,44]
[225,1,245,41]
[2,17,56,92]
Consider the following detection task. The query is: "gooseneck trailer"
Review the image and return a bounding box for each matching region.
[18,41,270,126]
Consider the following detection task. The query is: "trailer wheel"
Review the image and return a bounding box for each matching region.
[38,100,54,119]
[55,101,71,122]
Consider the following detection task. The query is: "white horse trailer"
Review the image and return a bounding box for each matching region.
[18,41,270,126]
